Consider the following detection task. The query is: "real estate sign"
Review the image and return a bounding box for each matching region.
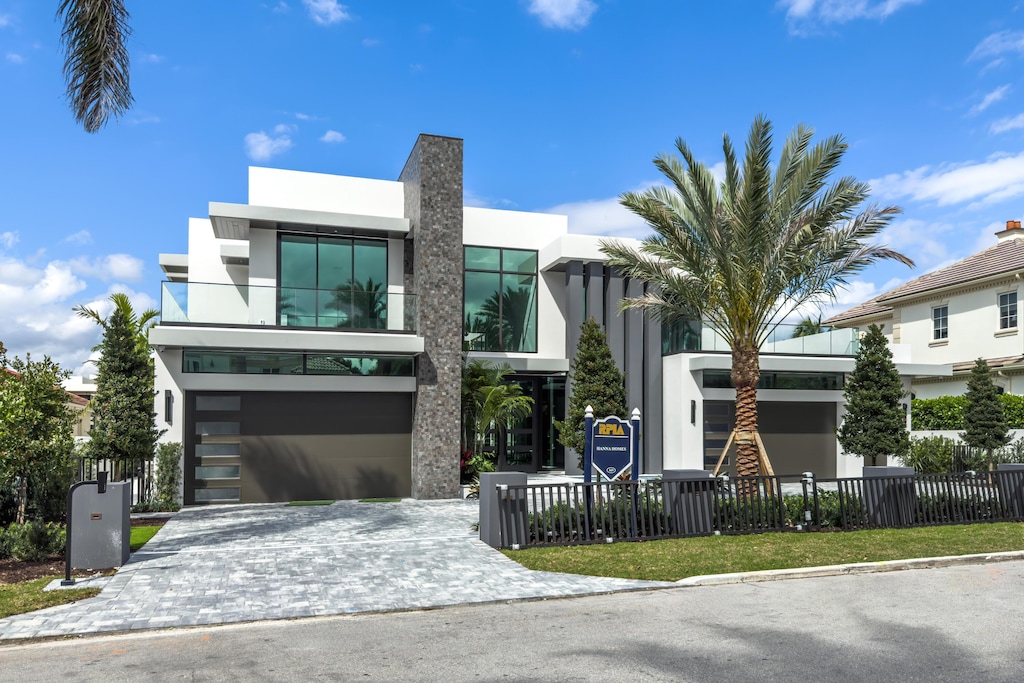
[583,407,641,482]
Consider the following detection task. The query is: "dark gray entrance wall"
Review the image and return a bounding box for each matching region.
[400,134,463,499]
[563,261,585,474]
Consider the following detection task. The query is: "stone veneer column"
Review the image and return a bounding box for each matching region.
[399,134,463,499]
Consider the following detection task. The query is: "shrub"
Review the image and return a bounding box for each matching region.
[910,395,966,430]
[461,451,495,485]
[1,521,66,562]
[154,442,183,510]
[913,393,1024,430]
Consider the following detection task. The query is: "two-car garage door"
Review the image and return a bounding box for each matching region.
[185,391,412,504]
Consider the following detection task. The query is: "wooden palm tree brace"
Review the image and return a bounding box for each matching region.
[711,429,775,478]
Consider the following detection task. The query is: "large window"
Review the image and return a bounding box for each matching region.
[932,305,948,340]
[702,370,843,391]
[183,350,414,376]
[464,247,538,352]
[999,292,1017,330]
[279,234,388,329]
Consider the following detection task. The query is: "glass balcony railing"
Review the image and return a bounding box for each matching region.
[663,320,859,357]
[160,281,417,333]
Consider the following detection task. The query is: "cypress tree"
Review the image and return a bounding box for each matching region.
[837,324,909,466]
[87,305,161,462]
[555,317,627,467]
[960,358,1009,471]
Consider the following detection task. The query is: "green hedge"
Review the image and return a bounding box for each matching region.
[911,394,1024,430]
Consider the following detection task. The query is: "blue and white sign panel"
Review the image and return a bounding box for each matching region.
[591,416,633,481]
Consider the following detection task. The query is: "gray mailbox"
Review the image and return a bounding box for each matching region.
[67,479,131,573]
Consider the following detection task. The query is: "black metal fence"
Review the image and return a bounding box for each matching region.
[494,470,1024,549]
[75,456,155,507]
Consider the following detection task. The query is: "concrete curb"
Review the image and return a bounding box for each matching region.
[675,550,1024,587]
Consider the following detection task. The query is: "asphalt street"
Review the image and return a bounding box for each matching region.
[2,560,1023,682]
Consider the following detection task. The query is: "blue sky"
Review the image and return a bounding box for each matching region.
[2,0,1024,375]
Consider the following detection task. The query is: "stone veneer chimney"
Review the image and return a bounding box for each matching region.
[399,134,464,499]
[996,219,1024,243]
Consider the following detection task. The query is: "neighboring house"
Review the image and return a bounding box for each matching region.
[152,134,951,505]
[826,220,1024,401]
[3,368,91,439]
[64,376,96,440]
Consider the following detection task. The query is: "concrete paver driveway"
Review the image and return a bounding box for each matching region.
[0,500,669,640]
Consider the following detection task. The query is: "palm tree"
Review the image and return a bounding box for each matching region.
[58,0,134,133]
[74,292,158,355]
[460,359,534,458]
[793,315,824,338]
[600,115,914,478]
[330,278,387,329]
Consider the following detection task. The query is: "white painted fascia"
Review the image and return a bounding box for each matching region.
[538,233,643,271]
[684,353,951,379]
[150,325,425,355]
[219,242,250,265]
[208,202,411,240]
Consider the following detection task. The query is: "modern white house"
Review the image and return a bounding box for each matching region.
[826,220,1024,401]
[151,134,952,505]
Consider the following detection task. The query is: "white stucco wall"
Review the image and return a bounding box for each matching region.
[248,167,405,218]
[896,281,1023,366]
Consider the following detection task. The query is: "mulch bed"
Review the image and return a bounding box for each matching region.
[0,518,169,585]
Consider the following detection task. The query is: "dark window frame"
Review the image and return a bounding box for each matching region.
[463,246,539,353]
[277,231,389,329]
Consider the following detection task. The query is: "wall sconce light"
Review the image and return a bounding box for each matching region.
[164,390,174,425]
[690,400,696,425]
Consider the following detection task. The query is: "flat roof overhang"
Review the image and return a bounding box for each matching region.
[150,325,425,355]
[685,353,953,379]
[209,202,411,240]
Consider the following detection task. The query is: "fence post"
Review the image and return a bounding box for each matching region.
[478,472,528,548]
[800,471,815,530]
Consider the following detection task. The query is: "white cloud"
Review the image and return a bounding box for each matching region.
[546,196,650,238]
[990,113,1024,134]
[142,53,164,64]
[273,1,289,14]
[68,254,145,282]
[968,84,1010,115]
[527,0,597,30]
[273,123,296,134]
[302,0,350,26]
[877,218,954,270]
[63,230,92,245]
[0,231,17,250]
[244,130,293,161]
[320,129,345,143]
[970,30,1024,61]
[779,0,921,33]
[362,38,380,47]
[0,247,160,375]
[6,53,24,64]
[869,151,1024,208]
[294,112,313,120]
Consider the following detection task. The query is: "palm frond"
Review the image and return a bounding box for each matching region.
[58,0,133,133]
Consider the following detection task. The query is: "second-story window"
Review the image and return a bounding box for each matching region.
[932,305,948,340]
[464,247,538,352]
[999,292,1018,330]
[278,234,387,329]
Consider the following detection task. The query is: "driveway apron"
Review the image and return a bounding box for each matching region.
[0,500,669,640]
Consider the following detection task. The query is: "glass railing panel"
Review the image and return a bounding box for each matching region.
[160,281,417,333]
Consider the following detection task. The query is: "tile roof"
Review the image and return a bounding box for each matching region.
[826,236,1024,325]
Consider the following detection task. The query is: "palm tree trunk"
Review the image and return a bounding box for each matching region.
[731,344,761,479]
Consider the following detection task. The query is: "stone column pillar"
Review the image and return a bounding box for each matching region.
[399,134,464,499]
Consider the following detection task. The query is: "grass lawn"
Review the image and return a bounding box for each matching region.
[504,523,1024,582]
[0,578,101,619]
[130,525,162,552]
